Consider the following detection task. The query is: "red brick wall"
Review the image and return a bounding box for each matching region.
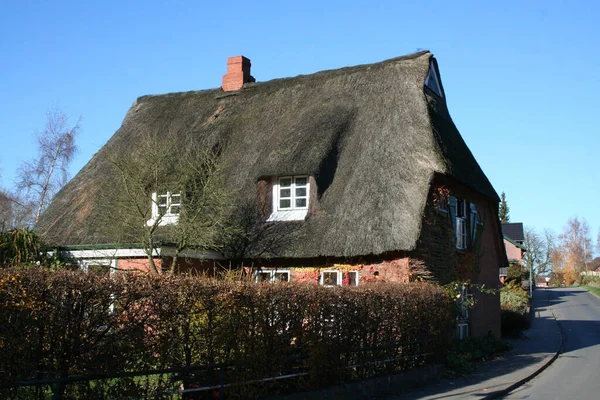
[414,175,504,338]
[504,239,523,263]
[469,200,502,338]
[254,256,412,285]
[117,258,163,273]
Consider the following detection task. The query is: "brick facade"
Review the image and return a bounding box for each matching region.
[504,239,524,263]
[221,56,255,92]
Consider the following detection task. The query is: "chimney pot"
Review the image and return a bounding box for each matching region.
[222,55,255,92]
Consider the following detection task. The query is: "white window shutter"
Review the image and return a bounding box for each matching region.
[449,196,457,245]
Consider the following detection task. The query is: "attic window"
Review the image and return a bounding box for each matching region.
[267,176,310,222]
[425,64,443,97]
[147,191,180,226]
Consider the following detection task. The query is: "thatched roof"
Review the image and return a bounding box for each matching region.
[36,51,499,259]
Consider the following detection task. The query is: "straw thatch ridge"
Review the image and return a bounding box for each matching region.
[36,50,499,259]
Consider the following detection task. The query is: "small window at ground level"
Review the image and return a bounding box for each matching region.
[257,272,272,282]
[320,271,341,286]
[88,264,111,276]
[345,271,359,286]
[273,272,289,282]
[255,270,291,283]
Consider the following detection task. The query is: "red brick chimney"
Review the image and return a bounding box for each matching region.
[222,56,255,92]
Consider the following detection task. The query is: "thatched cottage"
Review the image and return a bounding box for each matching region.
[37,51,507,337]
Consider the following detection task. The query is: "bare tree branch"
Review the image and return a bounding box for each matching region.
[16,107,80,224]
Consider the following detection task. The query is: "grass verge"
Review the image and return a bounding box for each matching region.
[582,285,600,297]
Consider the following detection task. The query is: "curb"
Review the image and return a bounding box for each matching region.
[482,293,565,399]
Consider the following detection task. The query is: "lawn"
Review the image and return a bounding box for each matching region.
[582,285,600,297]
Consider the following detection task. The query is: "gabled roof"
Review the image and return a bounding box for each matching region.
[502,223,524,242]
[503,235,527,252]
[36,51,499,259]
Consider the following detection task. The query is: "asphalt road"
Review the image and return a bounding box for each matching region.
[504,287,600,400]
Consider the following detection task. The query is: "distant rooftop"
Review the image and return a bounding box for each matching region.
[502,223,524,242]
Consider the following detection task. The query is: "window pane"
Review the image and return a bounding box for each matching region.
[457,200,465,218]
[158,196,168,206]
[295,199,307,208]
[295,188,306,197]
[280,188,291,198]
[170,194,181,204]
[88,264,110,276]
[456,219,467,249]
[348,271,358,286]
[323,272,338,286]
[279,199,291,209]
[170,205,180,215]
[257,272,271,282]
[158,205,168,213]
[280,178,292,187]
[274,272,289,282]
[295,177,307,186]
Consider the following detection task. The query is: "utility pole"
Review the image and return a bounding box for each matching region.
[529,260,533,297]
[584,240,589,273]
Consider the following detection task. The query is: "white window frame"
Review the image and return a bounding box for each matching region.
[267,176,310,222]
[456,285,470,339]
[456,199,467,249]
[147,191,181,226]
[320,270,342,287]
[80,258,116,278]
[254,269,291,283]
[346,270,359,286]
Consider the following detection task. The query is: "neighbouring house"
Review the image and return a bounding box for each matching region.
[536,276,550,288]
[589,257,600,272]
[36,51,507,337]
[500,223,527,283]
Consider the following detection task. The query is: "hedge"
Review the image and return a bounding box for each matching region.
[0,268,453,399]
[500,282,530,337]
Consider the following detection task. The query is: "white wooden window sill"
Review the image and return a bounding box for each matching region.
[146,214,179,227]
[267,209,308,222]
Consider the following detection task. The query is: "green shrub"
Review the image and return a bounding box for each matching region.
[500,282,529,313]
[500,282,530,337]
[0,268,454,399]
[579,275,600,287]
[445,334,511,376]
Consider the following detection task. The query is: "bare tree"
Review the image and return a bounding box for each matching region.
[16,107,80,224]
[523,226,555,279]
[553,217,592,284]
[0,191,34,231]
[101,130,233,274]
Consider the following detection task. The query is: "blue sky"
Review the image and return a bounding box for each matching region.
[1,0,598,240]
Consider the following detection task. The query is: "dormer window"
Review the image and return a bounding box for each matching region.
[267,176,310,221]
[425,63,443,98]
[147,191,180,226]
